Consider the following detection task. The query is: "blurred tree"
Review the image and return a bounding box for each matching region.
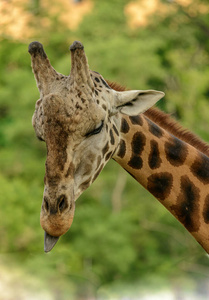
[0,0,209,299]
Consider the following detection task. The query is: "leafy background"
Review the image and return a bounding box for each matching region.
[0,0,209,299]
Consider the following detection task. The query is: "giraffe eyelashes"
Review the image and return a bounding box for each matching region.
[85,120,104,137]
[37,135,45,142]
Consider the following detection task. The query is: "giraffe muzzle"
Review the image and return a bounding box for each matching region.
[40,192,75,252]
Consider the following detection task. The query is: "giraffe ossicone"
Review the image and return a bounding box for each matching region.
[29,41,209,254]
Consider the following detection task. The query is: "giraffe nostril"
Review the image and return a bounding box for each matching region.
[44,197,49,212]
[58,195,67,212]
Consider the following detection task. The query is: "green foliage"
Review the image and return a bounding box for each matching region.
[0,0,209,298]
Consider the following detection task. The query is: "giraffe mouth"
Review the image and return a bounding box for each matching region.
[44,231,60,253]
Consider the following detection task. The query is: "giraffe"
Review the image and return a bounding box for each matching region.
[28,41,209,253]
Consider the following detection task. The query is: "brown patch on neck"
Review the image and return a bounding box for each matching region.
[144,107,209,157]
[107,80,209,157]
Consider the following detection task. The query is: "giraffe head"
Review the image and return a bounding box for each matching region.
[29,41,164,251]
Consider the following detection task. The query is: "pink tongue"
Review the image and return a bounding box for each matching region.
[44,232,60,252]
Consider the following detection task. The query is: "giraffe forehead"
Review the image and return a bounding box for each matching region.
[34,70,112,128]
[41,91,105,129]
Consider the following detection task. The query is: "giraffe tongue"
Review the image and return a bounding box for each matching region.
[44,232,60,253]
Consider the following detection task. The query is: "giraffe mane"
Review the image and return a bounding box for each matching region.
[107,80,209,157]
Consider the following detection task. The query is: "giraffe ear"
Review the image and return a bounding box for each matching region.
[113,90,165,115]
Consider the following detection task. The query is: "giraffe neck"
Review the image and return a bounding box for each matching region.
[113,113,209,253]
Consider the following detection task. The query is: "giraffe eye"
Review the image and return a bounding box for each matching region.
[85,120,104,137]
